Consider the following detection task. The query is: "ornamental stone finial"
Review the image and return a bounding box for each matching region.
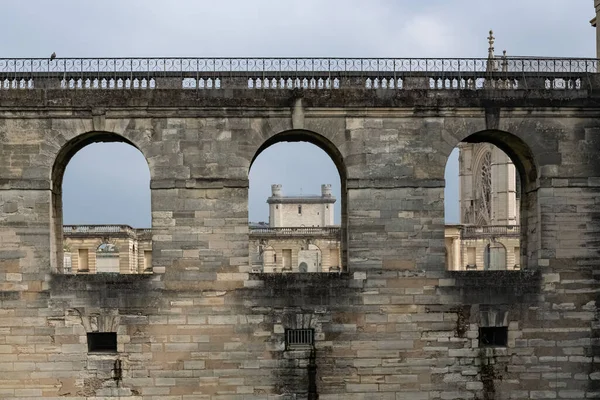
[502,50,508,73]
[487,30,495,59]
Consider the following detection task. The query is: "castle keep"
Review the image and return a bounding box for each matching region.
[1,27,600,399]
[249,184,341,273]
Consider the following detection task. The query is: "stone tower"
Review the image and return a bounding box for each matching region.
[458,143,519,226]
[267,184,336,227]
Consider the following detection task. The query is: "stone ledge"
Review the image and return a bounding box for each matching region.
[1,88,600,110]
[50,272,155,289]
[347,178,444,189]
[448,270,541,288]
[249,271,351,282]
[443,270,542,304]
[0,179,51,190]
[150,178,249,190]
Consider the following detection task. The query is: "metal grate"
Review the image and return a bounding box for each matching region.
[285,328,314,349]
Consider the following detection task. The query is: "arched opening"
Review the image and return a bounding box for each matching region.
[52,132,151,274]
[444,130,538,271]
[297,243,323,273]
[298,262,309,273]
[96,242,120,274]
[484,242,507,271]
[248,130,346,273]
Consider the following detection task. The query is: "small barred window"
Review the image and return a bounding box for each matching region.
[285,328,314,349]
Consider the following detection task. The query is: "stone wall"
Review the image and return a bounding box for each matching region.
[0,88,598,399]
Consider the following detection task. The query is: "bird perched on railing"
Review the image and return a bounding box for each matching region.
[50,52,56,60]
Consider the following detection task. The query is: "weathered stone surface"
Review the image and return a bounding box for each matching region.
[0,86,599,399]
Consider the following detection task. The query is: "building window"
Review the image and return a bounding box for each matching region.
[479,327,507,347]
[466,247,476,269]
[282,249,292,270]
[298,205,302,214]
[87,332,117,353]
[96,243,120,273]
[63,252,72,274]
[144,250,152,271]
[484,242,507,271]
[78,248,89,272]
[285,328,314,350]
[276,205,279,209]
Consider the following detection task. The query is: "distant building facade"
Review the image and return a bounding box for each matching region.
[62,183,343,276]
[445,143,521,270]
[249,184,341,273]
[63,225,152,274]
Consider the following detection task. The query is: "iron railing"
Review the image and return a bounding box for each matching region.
[249,226,341,239]
[461,225,520,239]
[0,57,597,90]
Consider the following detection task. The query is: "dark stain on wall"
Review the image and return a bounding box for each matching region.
[239,273,359,397]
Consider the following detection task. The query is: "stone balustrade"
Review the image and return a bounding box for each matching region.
[0,57,597,90]
[63,224,150,239]
[249,226,341,239]
[461,224,521,239]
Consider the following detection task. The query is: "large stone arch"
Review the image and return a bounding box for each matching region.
[248,129,348,270]
[50,131,151,273]
[460,129,538,191]
[455,129,540,269]
[249,129,346,178]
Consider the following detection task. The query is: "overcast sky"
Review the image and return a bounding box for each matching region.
[3,0,594,227]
